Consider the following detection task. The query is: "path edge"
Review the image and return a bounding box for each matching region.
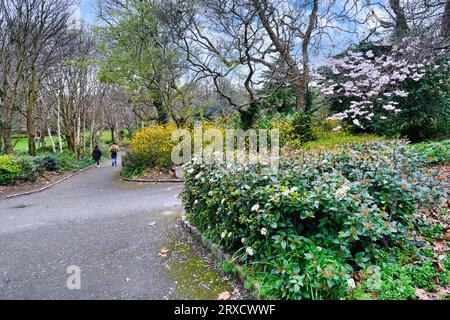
[5,165,95,199]
[122,177,184,183]
[180,216,261,299]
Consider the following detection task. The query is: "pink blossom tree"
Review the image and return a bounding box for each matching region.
[316,38,449,127]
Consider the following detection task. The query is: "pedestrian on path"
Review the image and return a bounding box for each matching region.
[109,142,120,166]
[92,144,102,167]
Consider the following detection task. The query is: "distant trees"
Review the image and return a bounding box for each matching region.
[0,0,76,155]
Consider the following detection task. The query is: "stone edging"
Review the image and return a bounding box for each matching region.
[122,177,184,183]
[180,217,260,299]
[5,165,95,199]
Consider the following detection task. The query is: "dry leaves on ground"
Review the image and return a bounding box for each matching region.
[217,291,231,300]
[158,248,169,257]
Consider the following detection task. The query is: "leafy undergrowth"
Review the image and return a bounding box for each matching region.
[0,152,96,185]
[182,140,448,300]
[302,131,383,151]
[410,139,450,165]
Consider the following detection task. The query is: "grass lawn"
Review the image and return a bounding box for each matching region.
[302,131,384,151]
[12,131,127,154]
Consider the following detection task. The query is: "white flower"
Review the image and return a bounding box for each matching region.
[194,172,202,179]
[335,184,351,201]
[221,232,226,239]
[228,232,232,238]
[251,204,260,212]
[246,247,254,256]
[353,119,361,127]
[221,198,226,205]
[241,238,245,244]
[208,191,213,196]
[260,228,267,236]
[194,200,198,205]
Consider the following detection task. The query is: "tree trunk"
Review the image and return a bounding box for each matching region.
[389,0,409,36]
[48,127,56,153]
[82,112,86,153]
[27,66,38,156]
[90,108,96,150]
[254,0,305,111]
[441,0,450,38]
[0,121,3,152]
[153,98,168,124]
[301,0,318,107]
[57,101,63,152]
[2,125,13,154]
[110,127,116,144]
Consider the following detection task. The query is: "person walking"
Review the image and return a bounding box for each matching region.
[92,144,102,168]
[109,142,120,166]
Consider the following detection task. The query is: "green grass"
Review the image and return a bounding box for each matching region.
[302,131,383,151]
[12,130,129,154]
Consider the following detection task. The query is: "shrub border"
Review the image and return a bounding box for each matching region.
[122,177,184,183]
[181,216,261,299]
[5,164,95,199]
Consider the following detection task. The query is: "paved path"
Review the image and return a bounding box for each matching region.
[0,154,186,299]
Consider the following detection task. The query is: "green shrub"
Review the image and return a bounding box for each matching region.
[181,140,445,299]
[0,155,21,185]
[410,139,450,165]
[15,155,42,182]
[56,152,94,172]
[39,154,59,171]
[348,250,450,300]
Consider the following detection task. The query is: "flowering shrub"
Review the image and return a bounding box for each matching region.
[181,140,445,299]
[0,155,21,185]
[125,124,178,175]
[317,40,449,132]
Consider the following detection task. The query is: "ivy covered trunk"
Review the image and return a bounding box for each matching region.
[153,98,168,124]
[239,102,259,130]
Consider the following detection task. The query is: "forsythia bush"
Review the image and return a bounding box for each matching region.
[125,124,178,176]
[181,140,446,299]
[0,155,21,185]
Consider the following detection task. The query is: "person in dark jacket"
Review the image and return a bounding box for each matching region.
[92,144,102,167]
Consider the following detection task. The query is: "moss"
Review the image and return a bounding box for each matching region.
[168,256,233,300]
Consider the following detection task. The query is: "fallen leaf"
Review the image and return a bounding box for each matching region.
[158,248,169,257]
[433,240,447,253]
[436,285,450,296]
[445,229,450,241]
[433,262,443,273]
[415,288,433,300]
[148,222,156,226]
[347,278,356,288]
[217,291,231,300]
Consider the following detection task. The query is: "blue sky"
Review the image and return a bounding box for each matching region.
[79,0,96,23]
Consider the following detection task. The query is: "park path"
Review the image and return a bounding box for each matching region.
[0,154,209,299]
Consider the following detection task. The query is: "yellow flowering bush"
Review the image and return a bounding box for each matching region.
[128,124,178,172]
